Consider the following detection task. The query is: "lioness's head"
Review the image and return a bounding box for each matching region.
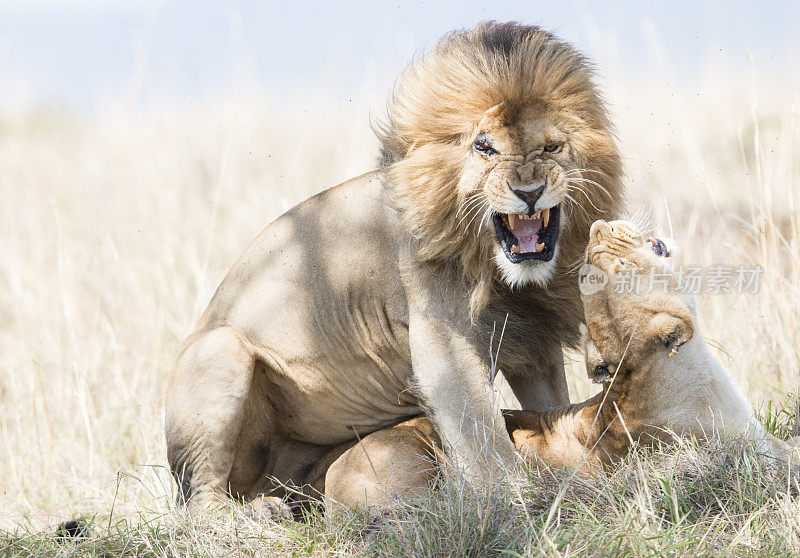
[581,219,694,376]
[584,219,675,276]
[377,21,623,312]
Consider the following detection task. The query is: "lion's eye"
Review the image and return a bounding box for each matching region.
[543,143,562,153]
[473,134,498,156]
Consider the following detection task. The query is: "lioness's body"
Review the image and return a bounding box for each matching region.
[166,172,577,507]
[321,220,798,512]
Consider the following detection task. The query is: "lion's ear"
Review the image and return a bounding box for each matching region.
[484,102,506,118]
[646,311,694,357]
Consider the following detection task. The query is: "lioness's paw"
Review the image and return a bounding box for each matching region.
[663,330,689,357]
[648,312,693,357]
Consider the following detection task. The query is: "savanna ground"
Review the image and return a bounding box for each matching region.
[1,58,799,555]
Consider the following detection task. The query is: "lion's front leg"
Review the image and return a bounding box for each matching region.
[406,292,518,485]
[504,350,569,411]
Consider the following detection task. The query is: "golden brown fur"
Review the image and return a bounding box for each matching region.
[165,22,624,516]
[320,220,799,513]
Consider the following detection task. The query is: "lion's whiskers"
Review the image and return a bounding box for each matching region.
[564,177,613,200]
[456,202,482,227]
[564,168,609,178]
[566,255,588,274]
[464,205,488,232]
[457,193,487,219]
[460,194,490,232]
[456,193,489,229]
[565,182,606,215]
[477,206,494,236]
[563,192,591,220]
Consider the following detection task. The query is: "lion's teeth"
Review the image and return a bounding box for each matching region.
[533,210,541,220]
[534,242,545,253]
[542,208,550,228]
[508,214,516,229]
[511,245,520,254]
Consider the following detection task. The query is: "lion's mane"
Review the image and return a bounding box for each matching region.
[376,21,624,313]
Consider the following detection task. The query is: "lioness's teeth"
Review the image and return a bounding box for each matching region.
[511,245,520,254]
[542,208,550,228]
[534,242,545,253]
[508,214,516,229]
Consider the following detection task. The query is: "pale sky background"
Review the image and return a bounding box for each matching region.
[0,0,798,113]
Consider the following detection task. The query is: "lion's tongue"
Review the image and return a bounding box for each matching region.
[509,217,543,252]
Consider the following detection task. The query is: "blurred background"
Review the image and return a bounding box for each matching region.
[2,0,799,112]
[1,0,799,529]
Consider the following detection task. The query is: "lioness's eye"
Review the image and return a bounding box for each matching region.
[648,237,669,257]
[473,134,498,156]
[543,143,562,153]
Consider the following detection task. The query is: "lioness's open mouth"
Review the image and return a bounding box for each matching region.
[493,205,560,263]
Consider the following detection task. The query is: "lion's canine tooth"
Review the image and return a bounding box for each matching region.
[511,245,520,254]
[542,208,550,228]
[534,242,545,253]
[508,214,516,229]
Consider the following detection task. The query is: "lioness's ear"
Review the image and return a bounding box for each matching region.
[647,311,694,357]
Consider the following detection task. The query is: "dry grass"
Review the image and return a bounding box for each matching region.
[0,63,799,555]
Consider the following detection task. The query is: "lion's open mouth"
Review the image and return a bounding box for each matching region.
[493,205,560,263]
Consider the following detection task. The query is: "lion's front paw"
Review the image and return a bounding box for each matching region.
[249,495,292,521]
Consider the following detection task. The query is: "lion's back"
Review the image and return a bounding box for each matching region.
[198,172,405,332]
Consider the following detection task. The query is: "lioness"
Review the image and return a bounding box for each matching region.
[318,220,798,512]
[165,22,623,513]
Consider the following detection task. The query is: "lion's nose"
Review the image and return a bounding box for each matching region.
[512,185,545,215]
[517,163,536,184]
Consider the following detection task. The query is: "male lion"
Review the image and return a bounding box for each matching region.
[319,220,799,512]
[165,21,623,513]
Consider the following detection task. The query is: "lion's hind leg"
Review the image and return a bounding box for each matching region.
[165,327,279,515]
